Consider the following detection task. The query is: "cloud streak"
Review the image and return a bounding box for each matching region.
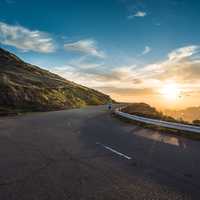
[128,11,147,19]
[168,45,199,61]
[142,46,151,55]
[141,45,200,82]
[0,22,56,53]
[64,39,105,58]
[52,45,200,104]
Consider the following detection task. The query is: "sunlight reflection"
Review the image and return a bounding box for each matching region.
[133,129,186,147]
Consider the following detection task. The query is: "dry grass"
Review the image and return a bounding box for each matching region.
[0,47,113,115]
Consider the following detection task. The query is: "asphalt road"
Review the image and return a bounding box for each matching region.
[0,105,200,199]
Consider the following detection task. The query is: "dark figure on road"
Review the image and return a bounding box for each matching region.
[108,102,112,110]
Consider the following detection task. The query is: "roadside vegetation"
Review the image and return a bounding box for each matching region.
[192,120,200,126]
[121,103,189,123]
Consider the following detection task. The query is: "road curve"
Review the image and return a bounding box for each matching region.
[0,105,200,199]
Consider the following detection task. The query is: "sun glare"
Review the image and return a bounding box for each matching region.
[160,83,181,101]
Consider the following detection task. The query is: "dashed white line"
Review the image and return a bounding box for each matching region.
[96,142,132,160]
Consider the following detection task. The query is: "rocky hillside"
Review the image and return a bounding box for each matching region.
[0,48,113,115]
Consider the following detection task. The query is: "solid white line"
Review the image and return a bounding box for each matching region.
[96,142,132,160]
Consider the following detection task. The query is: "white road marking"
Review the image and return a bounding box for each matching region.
[96,142,132,160]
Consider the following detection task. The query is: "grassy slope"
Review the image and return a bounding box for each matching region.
[0,48,113,115]
[121,103,180,122]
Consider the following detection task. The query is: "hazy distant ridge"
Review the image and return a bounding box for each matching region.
[165,107,200,122]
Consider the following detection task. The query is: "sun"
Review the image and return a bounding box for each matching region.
[160,83,181,101]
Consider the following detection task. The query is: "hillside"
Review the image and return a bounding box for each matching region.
[164,107,200,122]
[122,103,182,123]
[0,48,113,115]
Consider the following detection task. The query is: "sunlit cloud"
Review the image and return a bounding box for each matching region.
[95,87,154,96]
[168,45,199,61]
[64,39,106,58]
[55,45,200,88]
[52,44,200,106]
[143,45,200,82]
[51,64,139,88]
[0,22,56,53]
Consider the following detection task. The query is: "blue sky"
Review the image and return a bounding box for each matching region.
[0,0,200,108]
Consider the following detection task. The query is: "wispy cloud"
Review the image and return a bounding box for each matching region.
[0,22,55,53]
[142,46,151,55]
[138,45,200,83]
[52,45,200,103]
[128,11,147,19]
[67,55,104,69]
[52,63,139,89]
[168,45,199,61]
[57,45,200,86]
[64,39,106,58]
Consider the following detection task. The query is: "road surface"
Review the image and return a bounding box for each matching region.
[0,105,200,199]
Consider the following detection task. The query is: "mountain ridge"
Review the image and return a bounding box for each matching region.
[0,48,113,115]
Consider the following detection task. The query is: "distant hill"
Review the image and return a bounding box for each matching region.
[164,107,200,122]
[122,103,181,123]
[0,48,113,115]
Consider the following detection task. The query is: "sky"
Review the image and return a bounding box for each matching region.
[0,0,200,109]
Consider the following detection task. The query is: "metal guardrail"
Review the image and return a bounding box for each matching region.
[114,108,200,133]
